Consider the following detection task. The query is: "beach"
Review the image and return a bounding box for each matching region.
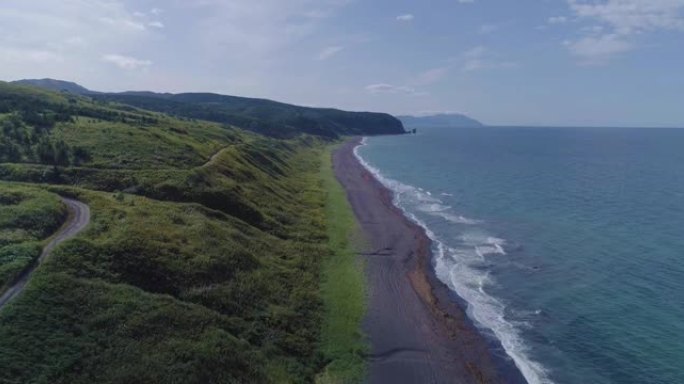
[332,138,515,384]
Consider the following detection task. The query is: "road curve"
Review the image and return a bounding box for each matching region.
[0,198,90,310]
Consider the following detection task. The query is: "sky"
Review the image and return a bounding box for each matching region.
[1,0,683,127]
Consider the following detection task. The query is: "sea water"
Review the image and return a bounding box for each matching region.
[355,127,684,384]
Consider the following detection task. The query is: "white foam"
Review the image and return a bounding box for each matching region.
[353,138,554,384]
[437,212,482,225]
[418,203,451,213]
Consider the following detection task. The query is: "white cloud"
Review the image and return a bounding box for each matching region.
[564,0,684,62]
[458,46,516,71]
[98,16,147,32]
[569,0,684,34]
[148,21,164,29]
[181,0,349,64]
[317,46,344,60]
[0,47,64,64]
[458,0,475,3]
[0,0,154,79]
[365,83,427,96]
[413,67,449,86]
[565,34,632,64]
[102,54,152,70]
[548,16,568,24]
[463,46,488,59]
[478,24,499,34]
[396,14,415,22]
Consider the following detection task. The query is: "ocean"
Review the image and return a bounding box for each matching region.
[355,127,684,384]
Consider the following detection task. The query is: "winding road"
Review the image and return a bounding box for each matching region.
[0,198,90,310]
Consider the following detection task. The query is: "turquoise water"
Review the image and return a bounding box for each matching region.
[356,127,684,384]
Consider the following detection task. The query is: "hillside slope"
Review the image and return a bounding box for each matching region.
[13,79,406,138]
[0,82,364,383]
[11,79,93,95]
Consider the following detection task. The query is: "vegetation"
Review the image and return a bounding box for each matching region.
[0,82,240,169]
[0,82,370,383]
[0,184,66,290]
[91,92,404,139]
[318,148,368,383]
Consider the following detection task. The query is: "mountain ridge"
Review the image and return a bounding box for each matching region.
[11,78,94,95]
[398,113,484,128]
[12,78,406,138]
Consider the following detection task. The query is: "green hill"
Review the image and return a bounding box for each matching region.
[11,78,93,95]
[0,82,369,383]
[13,79,406,138]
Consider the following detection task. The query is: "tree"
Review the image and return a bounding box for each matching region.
[35,137,55,164]
[72,146,92,165]
[6,142,22,162]
[54,140,71,166]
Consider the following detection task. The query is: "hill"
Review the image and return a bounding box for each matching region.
[11,79,94,95]
[13,79,405,138]
[0,81,367,383]
[397,113,484,128]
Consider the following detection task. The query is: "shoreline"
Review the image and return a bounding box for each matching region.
[333,137,525,383]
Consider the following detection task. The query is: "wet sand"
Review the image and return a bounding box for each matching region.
[333,138,521,384]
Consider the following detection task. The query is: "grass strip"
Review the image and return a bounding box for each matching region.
[317,145,368,383]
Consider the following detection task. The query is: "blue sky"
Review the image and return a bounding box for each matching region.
[1,0,683,127]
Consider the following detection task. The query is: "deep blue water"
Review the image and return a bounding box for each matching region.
[356,127,684,384]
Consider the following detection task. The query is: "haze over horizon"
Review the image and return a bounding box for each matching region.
[1,0,683,127]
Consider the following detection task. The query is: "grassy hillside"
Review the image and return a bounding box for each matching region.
[93,92,405,138]
[11,79,406,139]
[11,79,92,95]
[0,82,238,169]
[0,184,67,290]
[0,82,371,383]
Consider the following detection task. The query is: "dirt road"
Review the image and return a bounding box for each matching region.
[0,198,90,310]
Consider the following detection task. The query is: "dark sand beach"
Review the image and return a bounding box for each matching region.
[333,138,521,384]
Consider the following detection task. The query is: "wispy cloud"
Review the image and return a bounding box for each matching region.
[365,83,427,96]
[478,23,499,34]
[0,47,64,63]
[548,16,568,24]
[317,46,344,60]
[102,54,152,70]
[396,14,415,22]
[413,67,450,86]
[564,0,684,63]
[569,0,684,34]
[459,46,516,71]
[0,0,157,79]
[182,0,350,64]
[97,16,147,32]
[564,34,632,65]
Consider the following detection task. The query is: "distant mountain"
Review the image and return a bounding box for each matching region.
[397,113,483,128]
[11,78,94,95]
[14,78,405,138]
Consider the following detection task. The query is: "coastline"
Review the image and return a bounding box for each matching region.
[333,137,524,384]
